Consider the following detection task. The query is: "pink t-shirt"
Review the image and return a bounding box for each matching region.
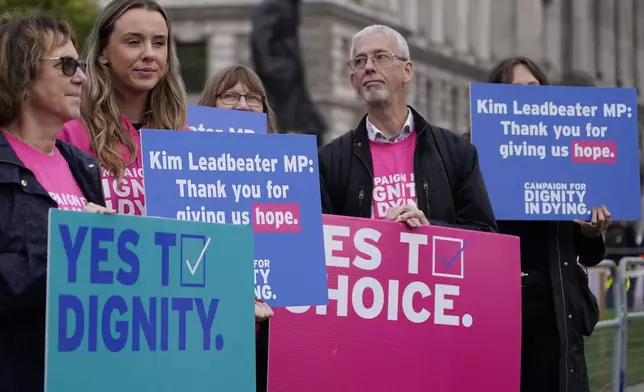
[369,133,418,219]
[58,119,145,216]
[4,131,88,211]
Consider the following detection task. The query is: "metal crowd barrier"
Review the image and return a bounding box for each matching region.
[590,259,624,392]
[617,257,644,390]
[587,257,644,392]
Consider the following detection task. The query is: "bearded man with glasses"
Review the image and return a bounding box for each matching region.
[318,24,497,232]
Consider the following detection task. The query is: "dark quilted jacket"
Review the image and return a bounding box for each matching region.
[0,131,105,392]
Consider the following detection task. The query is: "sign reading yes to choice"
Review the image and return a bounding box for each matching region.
[269,214,521,392]
[45,209,255,392]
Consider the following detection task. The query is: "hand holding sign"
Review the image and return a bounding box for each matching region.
[83,202,116,215]
[573,205,612,238]
[255,297,274,322]
[386,204,429,228]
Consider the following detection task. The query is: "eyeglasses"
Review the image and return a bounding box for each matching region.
[40,56,87,77]
[219,91,263,108]
[347,52,406,71]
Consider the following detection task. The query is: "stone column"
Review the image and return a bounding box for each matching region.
[432,78,449,128]
[454,0,469,54]
[443,0,458,50]
[428,0,445,45]
[469,0,491,62]
[598,0,617,85]
[616,0,635,87]
[635,0,644,95]
[490,0,514,61]
[207,33,235,77]
[402,0,419,33]
[569,0,595,78]
[515,0,543,60]
[425,78,435,120]
[413,73,425,112]
[542,0,562,80]
[454,84,469,134]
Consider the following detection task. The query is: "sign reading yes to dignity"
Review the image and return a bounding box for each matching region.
[268,214,522,392]
[45,209,256,392]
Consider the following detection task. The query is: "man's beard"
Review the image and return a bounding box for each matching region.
[361,85,391,104]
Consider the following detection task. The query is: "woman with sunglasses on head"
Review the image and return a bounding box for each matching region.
[0,14,112,392]
[58,0,187,216]
[199,64,277,392]
[470,56,611,392]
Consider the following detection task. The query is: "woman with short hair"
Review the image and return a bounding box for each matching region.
[0,13,112,392]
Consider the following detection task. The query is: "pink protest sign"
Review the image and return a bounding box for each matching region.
[268,214,521,392]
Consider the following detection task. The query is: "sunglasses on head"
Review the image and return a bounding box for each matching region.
[39,56,87,77]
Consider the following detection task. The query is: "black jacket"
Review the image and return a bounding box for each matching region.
[319,106,498,232]
[0,132,105,392]
[499,220,605,392]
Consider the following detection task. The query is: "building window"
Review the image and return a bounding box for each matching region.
[176,40,207,94]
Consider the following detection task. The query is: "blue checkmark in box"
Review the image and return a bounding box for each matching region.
[432,236,467,279]
[180,234,210,288]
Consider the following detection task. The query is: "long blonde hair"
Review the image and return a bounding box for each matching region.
[199,64,278,134]
[81,0,187,178]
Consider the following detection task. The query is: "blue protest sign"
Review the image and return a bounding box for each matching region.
[45,209,255,392]
[140,130,328,308]
[470,83,641,221]
[187,104,267,134]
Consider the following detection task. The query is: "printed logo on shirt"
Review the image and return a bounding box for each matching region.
[372,172,417,218]
[50,192,87,211]
[102,167,146,215]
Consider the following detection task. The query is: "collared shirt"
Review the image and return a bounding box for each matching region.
[366,108,414,143]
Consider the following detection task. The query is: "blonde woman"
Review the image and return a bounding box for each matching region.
[58,0,187,216]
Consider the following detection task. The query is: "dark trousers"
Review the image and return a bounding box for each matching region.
[256,320,270,392]
[520,277,560,392]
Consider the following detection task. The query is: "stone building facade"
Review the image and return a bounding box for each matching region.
[145,0,644,144]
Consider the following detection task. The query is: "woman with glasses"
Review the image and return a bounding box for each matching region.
[199,64,278,133]
[0,13,112,392]
[58,0,187,216]
[199,64,277,392]
[199,64,277,320]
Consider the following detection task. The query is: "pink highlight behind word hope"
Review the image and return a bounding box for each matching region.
[268,215,522,392]
[571,140,617,163]
[252,203,301,233]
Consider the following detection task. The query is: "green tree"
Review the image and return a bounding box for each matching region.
[0,0,99,50]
